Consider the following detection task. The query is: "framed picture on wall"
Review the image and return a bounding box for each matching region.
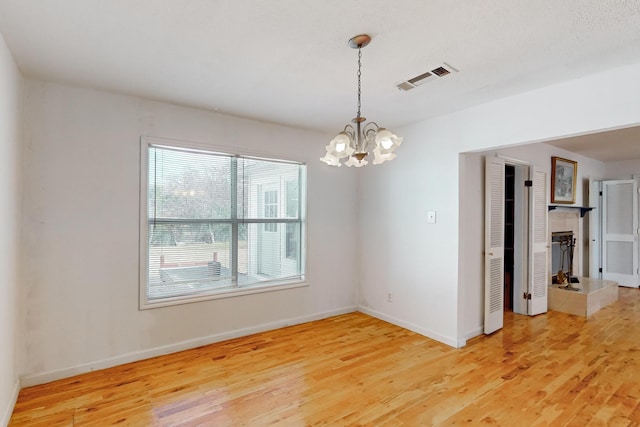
[551,156,577,204]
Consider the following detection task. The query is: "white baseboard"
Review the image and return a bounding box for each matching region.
[21,306,357,387]
[1,380,20,427]
[357,306,462,348]
[618,283,639,288]
[464,326,483,342]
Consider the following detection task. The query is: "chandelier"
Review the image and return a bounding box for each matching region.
[320,34,402,168]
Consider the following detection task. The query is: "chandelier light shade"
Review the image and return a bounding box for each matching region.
[320,34,402,168]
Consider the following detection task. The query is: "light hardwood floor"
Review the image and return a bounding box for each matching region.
[10,287,640,426]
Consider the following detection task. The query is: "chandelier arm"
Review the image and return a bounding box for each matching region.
[361,122,377,151]
[363,129,376,152]
[342,124,356,145]
[362,122,379,133]
[343,124,355,134]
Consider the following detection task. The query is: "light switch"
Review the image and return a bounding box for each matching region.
[427,211,437,224]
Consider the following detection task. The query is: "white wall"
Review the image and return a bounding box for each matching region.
[16,57,640,389]
[20,80,359,385]
[0,32,22,426]
[460,143,605,338]
[604,159,640,179]
[357,123,461,346]
[358,62,640,347]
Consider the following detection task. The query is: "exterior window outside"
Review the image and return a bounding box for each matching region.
[140,138,306,308]
[286,181,299,260]
[263,190,278,232]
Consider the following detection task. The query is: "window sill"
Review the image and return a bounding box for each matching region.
[139,279,309,310]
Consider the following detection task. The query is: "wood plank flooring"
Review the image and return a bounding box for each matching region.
[10,287,640,426]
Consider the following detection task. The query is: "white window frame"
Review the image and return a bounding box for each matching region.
[139,136,307,309]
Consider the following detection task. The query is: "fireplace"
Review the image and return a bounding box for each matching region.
[548,210,581,283]
[551,230,578,284]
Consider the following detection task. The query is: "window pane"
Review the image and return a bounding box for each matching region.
[286,181,299,218]
[149,146,231,220]
[286,223,299,260]
[241,159,300,220]
[147,223,232,299]
[241,222,301,286]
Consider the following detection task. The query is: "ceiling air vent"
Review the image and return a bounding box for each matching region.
[396,81,415,91]
[431,66,450,77]
[395,62,458,91]
[408,71,436,86]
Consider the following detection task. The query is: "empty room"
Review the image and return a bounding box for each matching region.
[1,1,640,425]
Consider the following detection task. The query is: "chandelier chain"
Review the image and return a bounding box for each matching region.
[356,47,362,119]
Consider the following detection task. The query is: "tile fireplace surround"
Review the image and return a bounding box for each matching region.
[547,208,619,316]
[549,209,581,278]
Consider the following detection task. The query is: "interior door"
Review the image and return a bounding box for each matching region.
[484,156,505,334]
[589,179,602,279]
[528,166,548,315]
[602,179,639,287]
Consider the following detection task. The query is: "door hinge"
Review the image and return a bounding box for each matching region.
[523,292,532,300]
[599,191,603,196]
[599,267,603,273]
[524,180,533,187]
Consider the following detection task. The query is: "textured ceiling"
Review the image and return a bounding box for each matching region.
[1,0,640,158]
[546,126,640,162]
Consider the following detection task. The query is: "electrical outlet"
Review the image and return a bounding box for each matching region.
[387,292,393,302]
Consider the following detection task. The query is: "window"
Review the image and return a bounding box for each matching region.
[140,138,306,308]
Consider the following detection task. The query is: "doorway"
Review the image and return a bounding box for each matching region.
[589,178,639,287]
[504,165,515,311]
[503,163,527,315]
[484,155,548,334]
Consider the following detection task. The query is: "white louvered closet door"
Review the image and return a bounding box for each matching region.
[528,166,548,315]
[484,156,505,334]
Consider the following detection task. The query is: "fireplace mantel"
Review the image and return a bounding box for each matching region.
[548,205,595,217]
